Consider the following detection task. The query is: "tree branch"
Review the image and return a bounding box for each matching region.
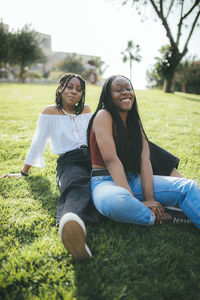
[149,0,176,48]
[160,0,163,15]
[176,0,184,47]
[166,0,175,19]
[182,9,200,57]
[182,0,200,20]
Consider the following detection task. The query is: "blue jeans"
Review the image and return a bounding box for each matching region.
[91,173,200,229]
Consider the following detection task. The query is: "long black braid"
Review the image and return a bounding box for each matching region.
[55,73,86,115]
[87,75,148,175]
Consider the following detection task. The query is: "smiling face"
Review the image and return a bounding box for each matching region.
[61,76,83,109]
[110,77,135,113]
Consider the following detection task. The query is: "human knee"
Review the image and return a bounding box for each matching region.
[93,185,132,215]
[183,178,199,192]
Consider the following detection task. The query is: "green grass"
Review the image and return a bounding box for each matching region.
[0,83,200,300]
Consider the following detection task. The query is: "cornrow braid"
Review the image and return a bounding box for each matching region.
[55,73,86,115]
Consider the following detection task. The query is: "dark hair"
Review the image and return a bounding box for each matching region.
[87,75,147,175]
[55,73,85,115]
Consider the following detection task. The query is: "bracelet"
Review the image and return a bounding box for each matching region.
[20,170,29,177]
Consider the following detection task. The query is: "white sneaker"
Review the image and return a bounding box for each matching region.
[59,213,92,261]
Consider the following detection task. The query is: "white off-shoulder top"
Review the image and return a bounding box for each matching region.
[25,113,92,168]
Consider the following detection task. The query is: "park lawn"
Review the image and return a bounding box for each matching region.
[0,83,200,300]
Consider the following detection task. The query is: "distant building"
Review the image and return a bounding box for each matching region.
[0,22,102,83]
[34,32,101,83]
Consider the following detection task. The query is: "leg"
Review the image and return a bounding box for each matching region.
[59,213,92,261]
[170,168,184,178]
[56,149,101,224]
[58,167,93,261]
[91,176,155,226]
[92,175,200,229]
[56,149,94,261]
[139,176,200,229]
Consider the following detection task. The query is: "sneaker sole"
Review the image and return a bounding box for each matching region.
[59,213,92,261]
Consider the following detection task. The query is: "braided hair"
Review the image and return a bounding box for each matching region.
[55,73,86,115]
[87,75,147,175]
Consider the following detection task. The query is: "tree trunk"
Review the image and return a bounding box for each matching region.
[20,65,25,83]
[19,64,28,83]
[163,73,175,93]
[130,59,132,82]
[181,83,186,93]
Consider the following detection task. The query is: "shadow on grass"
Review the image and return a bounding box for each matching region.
[73,219,200,300]
[177,93,200,103]
[26,175,58,223]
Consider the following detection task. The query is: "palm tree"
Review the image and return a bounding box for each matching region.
[121,40,142,81]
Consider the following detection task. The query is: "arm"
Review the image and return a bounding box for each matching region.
[140,134,154,201]
[2,163,32,178]
[140,133,164,219]
[2,108,51,179]
[93,110,133,195]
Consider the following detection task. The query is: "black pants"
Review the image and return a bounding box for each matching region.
[56,147,102,225]
[149,142,180,175]
[56,144,180,225]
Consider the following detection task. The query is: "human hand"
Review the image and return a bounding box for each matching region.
[1,172,23,179]
[143,197,165,224]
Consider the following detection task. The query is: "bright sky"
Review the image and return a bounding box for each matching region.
[1,0,200,89]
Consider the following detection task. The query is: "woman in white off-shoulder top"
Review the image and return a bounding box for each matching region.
[2,73,101,262]
[2,72,184,262]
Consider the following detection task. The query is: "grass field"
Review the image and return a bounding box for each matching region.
[0,83,200,300]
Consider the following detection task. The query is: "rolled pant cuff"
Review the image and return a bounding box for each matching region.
[148,214,156,225]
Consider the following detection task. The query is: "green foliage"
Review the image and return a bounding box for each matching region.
[176,58,200,94]
[121,41,142,63]
[0,24,12,66]
[147,52,200,94]
[157,45,180,79]
[146,45,180,86]
[0,84,200,299]
[10,25,46,83]
[84,58,107,84]
[87,57,107,77]
[59,53,85,77]
[0,24,46,82]
[121,40,142,80]
[119,0,200,92]
[59,55,106,84]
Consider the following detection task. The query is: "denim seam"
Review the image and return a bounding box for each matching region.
[184,195,200,218]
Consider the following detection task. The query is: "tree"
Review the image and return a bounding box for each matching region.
[121,40,142,81]
[146,45,173,88]
[176,58,200,94]
[60,53,85,76]
[146,52,200,94]
[87,57,107,77]
[0,23,11,68]
[119,0,200,93]
[175,56,196,92]
[85,58,107,84]
[10,25,46,82]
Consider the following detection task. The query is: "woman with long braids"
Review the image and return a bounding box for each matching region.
[2,73,193,262]
[2,73,101,262]
[87,75,200,228]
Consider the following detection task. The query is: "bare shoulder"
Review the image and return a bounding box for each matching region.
[95,109,111,121]
[94,109,112,127]
[42,105,61,115]
[82,104,91,114]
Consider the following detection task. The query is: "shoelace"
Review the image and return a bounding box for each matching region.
[173,217,192,224]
